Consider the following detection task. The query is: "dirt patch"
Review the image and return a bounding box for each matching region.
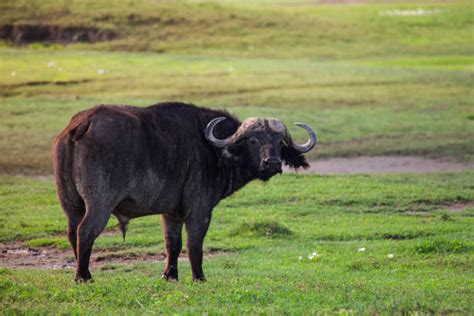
[0,24,115,44]
[288,156,474,175]
[0,79,96,98]
[171,80,403,100]
[402,211,433,217]
[277,0,372,6]
[398,201,473,216]
[0,79,93,89]
[30,175,55,182]
[0,245,73,270]
[22,156,474,183]
[0,242,226,270]
[446,202,474,213]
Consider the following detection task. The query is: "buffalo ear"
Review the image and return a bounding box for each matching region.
[281,145,310,169]
[221,141,243,161]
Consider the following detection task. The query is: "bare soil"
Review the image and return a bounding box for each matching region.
[447,202,474,213]
[0,202,471,269]
[0,240,225,270]
[1,244,76,270]
[31,156,474,183]
[0,24,115,44]
[277,0,376,6]
[403,202,474,217]
[288,156,474,175]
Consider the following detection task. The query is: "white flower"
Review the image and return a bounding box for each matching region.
[298,256,302,260]
[307,251,320,260]
[227,66,234,73]
[47,61,56,68]
[11,71,16,77]
[358,247,366,252]
[380,8,441,17]
[98,69,106,75]
[387,254,394,259]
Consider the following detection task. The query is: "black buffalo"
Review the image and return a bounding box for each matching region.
[52,102,316,282]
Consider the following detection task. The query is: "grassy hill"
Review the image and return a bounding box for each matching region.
[1,0,473,59]
[0,1,473,174]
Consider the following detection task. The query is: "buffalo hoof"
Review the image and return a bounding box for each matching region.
[75,276,94,283]
[161,273,178,282]
[75,271,93,283]
[192,276,206,283]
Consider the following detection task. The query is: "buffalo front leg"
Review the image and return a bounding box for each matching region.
[161,214,183,282]
[185,213,212,282]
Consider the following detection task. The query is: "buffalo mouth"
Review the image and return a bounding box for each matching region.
[258,168,282,181]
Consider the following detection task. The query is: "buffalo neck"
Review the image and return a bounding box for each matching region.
[215,158,255,201]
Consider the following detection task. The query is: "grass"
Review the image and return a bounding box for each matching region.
[0,173,473,314]
[0,48,473,174]
[1,0,473,314]
[1,0,473,59]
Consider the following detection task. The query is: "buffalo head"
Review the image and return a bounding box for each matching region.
[205,117,317,180]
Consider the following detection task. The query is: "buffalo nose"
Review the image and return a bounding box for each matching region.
[263,157,282,171]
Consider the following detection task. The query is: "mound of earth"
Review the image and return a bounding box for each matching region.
[0,24,115,44]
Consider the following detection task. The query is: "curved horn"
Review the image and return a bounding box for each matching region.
[205,117,233,148]
[289,123,317,153]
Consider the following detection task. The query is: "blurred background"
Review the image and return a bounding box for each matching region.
[0,0,473,175]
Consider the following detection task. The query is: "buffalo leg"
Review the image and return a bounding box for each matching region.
[67,209,85,260]
[185,213,212,281]
[75,205,112,282]
[161,214,183,281]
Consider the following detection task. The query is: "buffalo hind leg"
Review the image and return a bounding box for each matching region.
[185,213,212,282]
[75,204,112,282]
[161,214,183,281]
[66,208,85,260]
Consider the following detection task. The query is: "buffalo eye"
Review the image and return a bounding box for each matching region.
[247,137,260,146]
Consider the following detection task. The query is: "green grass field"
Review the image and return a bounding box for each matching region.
[1,173,473,314]
[1,0,473,314]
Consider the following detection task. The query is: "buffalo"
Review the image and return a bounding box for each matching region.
[52,102,316,282]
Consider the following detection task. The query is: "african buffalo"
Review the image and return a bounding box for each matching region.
[52,102,316,282]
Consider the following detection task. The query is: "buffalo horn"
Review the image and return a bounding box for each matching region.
[288,123,317,153]
[205,117,233,148]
